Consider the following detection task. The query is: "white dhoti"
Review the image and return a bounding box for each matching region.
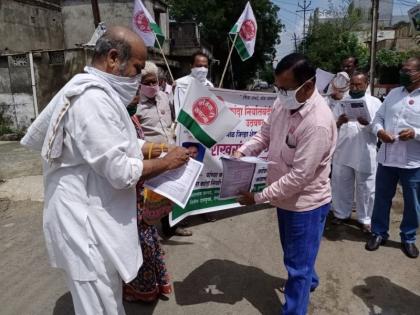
[332,163,375,224]
[65,244,126,315]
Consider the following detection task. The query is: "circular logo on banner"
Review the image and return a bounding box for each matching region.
[134,12,151,33]
[192,97,218,125]
[240,20,256,41]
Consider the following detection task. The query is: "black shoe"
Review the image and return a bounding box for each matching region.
[401,242,419,259]
[331,217,349,225]
[365,235,386,251]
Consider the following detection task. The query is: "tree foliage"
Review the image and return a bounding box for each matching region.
[300,1,368,73]
[168,0,283,88]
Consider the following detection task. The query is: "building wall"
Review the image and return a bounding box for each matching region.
[0,49,87,130]
[351,0,394,27]
[62,0,170,53]
[0,54,34,130]
[0,0,64,53]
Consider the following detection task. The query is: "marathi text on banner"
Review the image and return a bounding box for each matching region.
[170,88,276,226]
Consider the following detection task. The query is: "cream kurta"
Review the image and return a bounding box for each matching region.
[22,73,144,283]
[333,94,382,174]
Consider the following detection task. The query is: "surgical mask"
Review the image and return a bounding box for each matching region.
[277,76,314,110]
[191,67,208,83]
[140,84,159,99]
[349,90,365,99]
[84,66,141,107]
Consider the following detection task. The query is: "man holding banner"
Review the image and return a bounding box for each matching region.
[235,53,337,315]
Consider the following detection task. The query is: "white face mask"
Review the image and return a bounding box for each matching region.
[277,76,314,110]
[85,66,141,107]
[191,67,208,84]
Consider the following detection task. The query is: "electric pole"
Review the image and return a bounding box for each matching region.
[293,33,298,53]
[369,0,379,96]
[297,0,312,54]
[91,0,101,28]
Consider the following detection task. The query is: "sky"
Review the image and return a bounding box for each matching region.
[273,0,419,61]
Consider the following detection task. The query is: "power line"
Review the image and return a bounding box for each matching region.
[296,0,313,54]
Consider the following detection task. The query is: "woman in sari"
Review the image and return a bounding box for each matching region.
[123,91,173,303]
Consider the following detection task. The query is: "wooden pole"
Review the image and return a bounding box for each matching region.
[91,0,101,28]
[219,32,239,88]
[154,34,175,83]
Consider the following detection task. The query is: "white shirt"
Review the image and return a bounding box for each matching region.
[333,94,382,174]
[22,73,144,283]
[372,87,420,169]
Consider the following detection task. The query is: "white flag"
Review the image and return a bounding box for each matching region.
[132,0,165,47]
[229,2,257,61]
[177,79,240,148]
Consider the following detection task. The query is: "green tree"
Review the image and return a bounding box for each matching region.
[168,0,283,89]
[300,1,368,72]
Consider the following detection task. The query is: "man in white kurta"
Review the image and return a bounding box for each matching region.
[21,27,189,315]
[174,51,214,117]
[331,72,382,231]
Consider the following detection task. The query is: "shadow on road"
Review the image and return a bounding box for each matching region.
[353,276,420,314]
[53,292,74,315]
[323,217,401,249]
[174,259,284,315]
[52,291,159,315]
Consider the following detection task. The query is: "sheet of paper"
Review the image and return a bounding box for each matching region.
[315,68,335,94]
[220,155,274,165]
[144,158,204,209]
[340,98,372,122]
[219,158,256,199]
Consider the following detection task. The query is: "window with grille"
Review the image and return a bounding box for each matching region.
[10,54,29,67]
[48,51,64,65]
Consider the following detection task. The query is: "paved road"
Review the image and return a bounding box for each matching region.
[1,142,419,315]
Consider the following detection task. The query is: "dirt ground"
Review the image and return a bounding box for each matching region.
[1,141,419,315]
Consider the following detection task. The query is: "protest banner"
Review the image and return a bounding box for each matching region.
[170,88,276,226]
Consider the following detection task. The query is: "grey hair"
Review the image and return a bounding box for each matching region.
[92,32,132,65]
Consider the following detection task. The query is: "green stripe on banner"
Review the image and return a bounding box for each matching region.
[171,184,266,221]
[232,35,251,61]
[177,110,217,148]
[150,23,165,47]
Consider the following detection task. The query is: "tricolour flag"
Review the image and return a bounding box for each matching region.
[132,0,165,48]
[229,2,257,61]
[177,79,240,148]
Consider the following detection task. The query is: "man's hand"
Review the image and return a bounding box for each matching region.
[237,192,256,206]
[233,150,245,158]
[337,114,349,128]
[377,129,395,143]
[162,147,190,170]
[357,117,369,126]
[398,128,415,141]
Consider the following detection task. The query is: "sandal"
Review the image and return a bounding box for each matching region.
[174,227,192,236]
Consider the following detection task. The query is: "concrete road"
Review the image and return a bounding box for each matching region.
[1,142,419,315]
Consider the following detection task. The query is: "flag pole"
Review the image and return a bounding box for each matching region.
[219,32,239,88]
[154,33,175,83]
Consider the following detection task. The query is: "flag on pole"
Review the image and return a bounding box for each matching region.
[132,0,165,47]
[177,79,240,148]
[229,2,257,61]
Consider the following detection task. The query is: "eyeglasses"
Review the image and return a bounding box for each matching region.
[276,76,315,96]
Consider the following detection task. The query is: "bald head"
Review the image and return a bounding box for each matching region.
[92,26,147,78]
